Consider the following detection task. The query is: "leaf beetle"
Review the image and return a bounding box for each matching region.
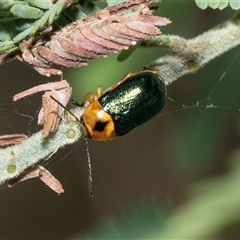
[80,70,166,141]
[50,69,166,196]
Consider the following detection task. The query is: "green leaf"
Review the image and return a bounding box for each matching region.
[10,4,44,19]
[117,45,139,62]
[219,0,229,9]
[0,1,27,10]
[0,24,11,41]
[230,0,240,9]
[209,0,220,9]
[195,0,208,9]
[25,0,53,10]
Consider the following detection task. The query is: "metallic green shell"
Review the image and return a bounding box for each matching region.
[99,71,166,136]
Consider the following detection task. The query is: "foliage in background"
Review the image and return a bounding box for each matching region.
[195,0,240,10]
[72,148,240,239]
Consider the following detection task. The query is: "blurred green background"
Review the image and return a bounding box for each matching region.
[1,1,240,239]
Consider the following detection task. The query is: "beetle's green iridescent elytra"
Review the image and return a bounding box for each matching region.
[80,70,166,141]
[99,70,166,137]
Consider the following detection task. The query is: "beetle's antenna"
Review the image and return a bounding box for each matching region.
[50,95,80,122]
[50,95,93,197]
[84,136,93,197]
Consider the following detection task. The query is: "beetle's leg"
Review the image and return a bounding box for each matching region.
[71,100,81,107]
[82,92,95,106]
[97,86,102,98]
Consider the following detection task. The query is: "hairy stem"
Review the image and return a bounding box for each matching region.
[145,13,240,84]
[0,107,83,185]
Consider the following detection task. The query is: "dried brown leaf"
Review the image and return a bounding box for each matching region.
[39,87,72,138]
[0,134,28,146]
[8,165,64,194]
[13,80,70,101]
[19,0,171,76]
[14,80,72,138]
